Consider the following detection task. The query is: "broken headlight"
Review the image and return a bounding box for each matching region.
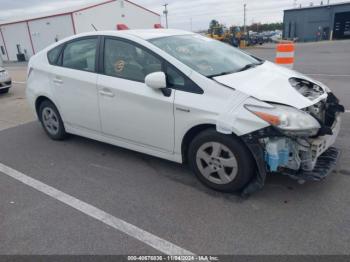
[289,78,325,101]
[245,104,321,136]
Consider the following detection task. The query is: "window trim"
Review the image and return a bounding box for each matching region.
[47,44,63,66]
[1,46,6,56]
[99,36,203,95]
[164,63,203,94]
[49,36,101,73]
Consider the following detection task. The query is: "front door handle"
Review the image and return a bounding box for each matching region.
[99,88,115,97]
[176,107,190,113]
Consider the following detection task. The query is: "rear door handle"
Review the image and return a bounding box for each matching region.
[53,77,63,85]
[99,88,115,97]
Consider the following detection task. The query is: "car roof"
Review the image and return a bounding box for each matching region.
[76,29,194,40]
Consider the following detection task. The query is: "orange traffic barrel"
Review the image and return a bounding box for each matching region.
[275,42,295,69]
[116,24,129,30]
[154,24,163,29]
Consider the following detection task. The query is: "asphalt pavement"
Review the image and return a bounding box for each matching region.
[0,40,349,255]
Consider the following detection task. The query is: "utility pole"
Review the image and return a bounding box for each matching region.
[163,4,169,29]
[190,18,193,31]
[243,4,247,35]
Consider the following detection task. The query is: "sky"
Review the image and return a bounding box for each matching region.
[0,0,348,31]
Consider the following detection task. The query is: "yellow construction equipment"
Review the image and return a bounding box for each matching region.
[207,26,225,41]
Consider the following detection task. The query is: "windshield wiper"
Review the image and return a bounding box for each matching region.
[207,70,237,78]
[208,61,264,78]
[237,62,262,72]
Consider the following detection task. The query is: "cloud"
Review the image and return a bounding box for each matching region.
[0,0,347,31]
[136,0,347,30]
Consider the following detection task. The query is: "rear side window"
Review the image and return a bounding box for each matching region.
[62,38,97,72]
[47,45,62,65]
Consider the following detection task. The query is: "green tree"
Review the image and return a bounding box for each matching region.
[209,19,220,30]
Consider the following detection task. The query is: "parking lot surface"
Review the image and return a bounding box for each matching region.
[0,40,350,255]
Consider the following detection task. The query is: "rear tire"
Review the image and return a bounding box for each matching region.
[188,129,255,192]
[39,100,67,140]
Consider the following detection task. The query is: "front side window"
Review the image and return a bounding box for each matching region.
[103,38,162,82]
[62,38,97,72]
[150,34,262,77]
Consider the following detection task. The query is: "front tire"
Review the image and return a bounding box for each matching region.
[188,129,255,192]
[39,100,67,140]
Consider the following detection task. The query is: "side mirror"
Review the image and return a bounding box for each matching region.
[145,72,167,89]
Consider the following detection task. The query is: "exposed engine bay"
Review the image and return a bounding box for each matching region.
[263,91,343,176]
[241,86,344,197]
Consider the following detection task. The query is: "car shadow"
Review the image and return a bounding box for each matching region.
[63,131,338,202]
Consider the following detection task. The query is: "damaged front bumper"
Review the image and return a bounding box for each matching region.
[281,115,341,182]
[240,94,343,197]
[283,147,340,182]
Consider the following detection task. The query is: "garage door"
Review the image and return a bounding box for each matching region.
[333,11,350,39]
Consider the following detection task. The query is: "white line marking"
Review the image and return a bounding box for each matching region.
[346,110,350,113]
[305,73,350,77]
[0,162,195,255]
[4,67,27,70]
[13,81,26,84]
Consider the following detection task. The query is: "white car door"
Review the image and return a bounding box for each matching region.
[51,37,101,132]
[97,37,175,152]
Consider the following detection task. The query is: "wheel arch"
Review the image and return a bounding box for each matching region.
[35,96,57,121]
[181,124,215,163]
[181,123,244,163]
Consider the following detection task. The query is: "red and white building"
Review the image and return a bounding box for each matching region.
[0,0,160,61]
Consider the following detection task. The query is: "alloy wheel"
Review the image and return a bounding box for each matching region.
[196,142,238,185]
[42,107,60,136]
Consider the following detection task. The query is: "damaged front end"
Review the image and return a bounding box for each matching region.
[241,91,344,197]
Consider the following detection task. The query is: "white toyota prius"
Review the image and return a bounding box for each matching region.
[26,29,344,195]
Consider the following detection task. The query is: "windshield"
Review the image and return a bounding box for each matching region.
[149,34,262,77]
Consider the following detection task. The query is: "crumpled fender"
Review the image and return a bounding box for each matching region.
[216,96,270,136]
[215,95,274,198]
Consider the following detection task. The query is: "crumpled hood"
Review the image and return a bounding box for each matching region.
[214,61,328,109]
